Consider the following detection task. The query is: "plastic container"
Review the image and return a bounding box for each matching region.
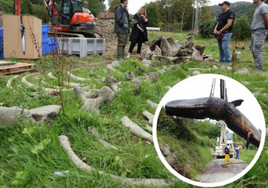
[42,25,50,41]
[0,27,3,38]
[48,37,58,52]
[58,38,106,58]
[42,41,49,55]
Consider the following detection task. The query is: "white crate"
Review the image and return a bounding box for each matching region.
[58,38,106,57]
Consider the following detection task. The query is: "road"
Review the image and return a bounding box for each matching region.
[195,158,248,183]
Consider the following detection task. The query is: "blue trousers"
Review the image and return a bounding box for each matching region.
[217,32,232,63]
[236,151,239,159]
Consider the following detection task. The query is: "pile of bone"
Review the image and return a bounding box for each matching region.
[141,36,214,63]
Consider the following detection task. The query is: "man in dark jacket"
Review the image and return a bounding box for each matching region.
[114,0,129,61]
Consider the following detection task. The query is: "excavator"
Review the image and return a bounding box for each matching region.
[14,0,98,38]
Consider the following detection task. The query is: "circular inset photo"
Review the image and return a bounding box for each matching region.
[153,74,266,187]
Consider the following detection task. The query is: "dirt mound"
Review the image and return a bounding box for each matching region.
[95,20,116,45]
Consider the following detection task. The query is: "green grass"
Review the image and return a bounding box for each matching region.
[0,31,267,188]
[239,149,258,164]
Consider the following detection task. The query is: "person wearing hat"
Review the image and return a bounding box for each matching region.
[251,0,268,71]
[213,1,235,64]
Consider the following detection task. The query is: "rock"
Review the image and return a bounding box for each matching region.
[105,76,119,93]
[253,91,261,96]
[165,86,172,90]
[142,59,152,67]
[192,70,201,75]
[191,47,203,61]
[160,145,170,156]
[132,78,142,90]
[154,55,178,63]
[148,72,159,82]
[153,45,162,56]
[212,65,218,70]
[158,69,166,75]
[0,106,33,127]
[242,81,250,85]
[30,105,61,123]
[220,66,232,71]
[111,61,120,67]
[136,66,146,74]
[141,47,152,60]
[125,71,135,80]
[172,65,179,70]
[150,37,162,51]
[237,68,249,74]
[160,37,180,57]
[195,45,206,56]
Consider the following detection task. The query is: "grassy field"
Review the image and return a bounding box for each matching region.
[0,31,267,188]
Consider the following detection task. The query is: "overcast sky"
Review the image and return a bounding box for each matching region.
[104,0,255,14]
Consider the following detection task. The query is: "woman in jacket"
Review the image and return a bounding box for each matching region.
[127,7,148,58]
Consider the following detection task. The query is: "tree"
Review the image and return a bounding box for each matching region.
[145,1,160,27]
[108,0,119,13]
[86,0,105,16]
[233,15,251,40]
[171,0,193,31]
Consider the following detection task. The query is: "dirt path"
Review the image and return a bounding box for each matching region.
[195,158,248,183]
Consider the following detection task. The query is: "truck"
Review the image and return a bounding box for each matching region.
[215,120,234,158]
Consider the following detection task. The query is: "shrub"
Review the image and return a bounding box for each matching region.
[233,16,251,40]
[198,19,217,38]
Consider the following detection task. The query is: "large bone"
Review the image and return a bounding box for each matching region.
[48,72,80,87]
[105,76,119,93]
[68,72,88,81]
[75,86,114,112]
[121,116,152,142]
[59,135,173,186]
[22,74,71,95]
[6,75,20,88]
[143,111,154,126]
[146,100,158,109]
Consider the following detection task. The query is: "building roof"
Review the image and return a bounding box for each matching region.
[234,142,244,145]
[99,12,115,19]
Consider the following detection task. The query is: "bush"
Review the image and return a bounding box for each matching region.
[198,19,217,38]
[233,16,251,40]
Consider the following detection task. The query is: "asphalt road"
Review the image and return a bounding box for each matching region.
[195,158,248,183]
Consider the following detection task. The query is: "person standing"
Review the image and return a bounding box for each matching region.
[235,145,240,160]
[114,0,130,61]
[251,0,268,71]
[224,146,230,165]
[127,7,148,58]
[213,1,235,64]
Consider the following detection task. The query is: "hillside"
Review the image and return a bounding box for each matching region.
[211,1,256,20]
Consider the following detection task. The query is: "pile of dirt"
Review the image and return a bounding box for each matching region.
[95,20,116,45]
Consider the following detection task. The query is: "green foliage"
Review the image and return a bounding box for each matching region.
[145,1,161,27]
[199,19,217,38]
[108,0,118,13]
[85,0,105,17]
[233,16,252,41]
